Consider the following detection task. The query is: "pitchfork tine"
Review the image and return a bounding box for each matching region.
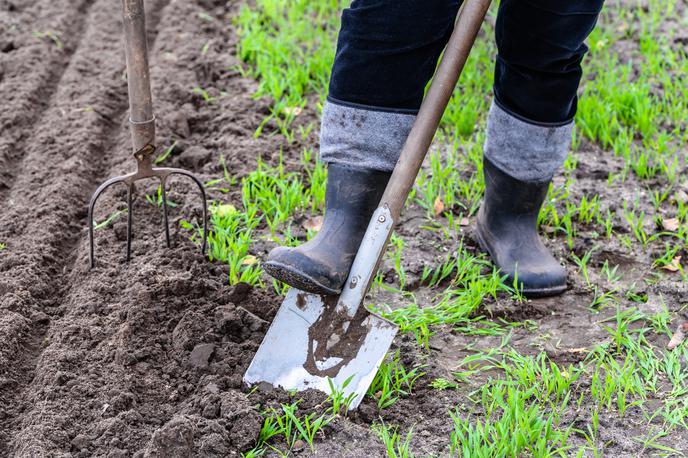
[126,183,134,261]
[160,177,171,248]
[88,175,130,267]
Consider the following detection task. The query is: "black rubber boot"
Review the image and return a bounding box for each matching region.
[476,156,567,297]
[264,164,390,295]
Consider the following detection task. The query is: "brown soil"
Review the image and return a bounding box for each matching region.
[0,0,282,455]
[1,0,687,457]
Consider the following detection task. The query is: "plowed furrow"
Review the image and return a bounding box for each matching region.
[4,0,276,453]
[0,0,171,454]
[0,0,95,204]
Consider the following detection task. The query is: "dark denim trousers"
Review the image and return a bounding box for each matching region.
[328,0,605,125]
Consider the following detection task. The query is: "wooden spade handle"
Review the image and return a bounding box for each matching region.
[380,0,492,221]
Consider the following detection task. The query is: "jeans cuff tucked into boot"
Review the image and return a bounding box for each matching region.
[484,100,573,182]
[319,97,416,172]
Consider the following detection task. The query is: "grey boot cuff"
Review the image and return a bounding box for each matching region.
[484,101,573,182]
[319,99,416,172]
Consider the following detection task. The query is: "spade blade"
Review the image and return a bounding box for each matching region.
[243,288,397,409]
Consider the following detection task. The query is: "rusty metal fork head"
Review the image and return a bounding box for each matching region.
[88,143,208,267]
[88,0,208,267]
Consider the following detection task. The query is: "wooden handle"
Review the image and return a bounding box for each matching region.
[380,0,492,221]
[122,0,155,151]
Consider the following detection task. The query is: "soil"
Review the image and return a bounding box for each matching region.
[0,0,687,457]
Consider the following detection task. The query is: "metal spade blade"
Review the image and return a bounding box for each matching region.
[245,207,397,408]
[243,289,397,409]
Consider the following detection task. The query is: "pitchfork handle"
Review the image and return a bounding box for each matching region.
[379,0,492,221]
[122,0,155,152]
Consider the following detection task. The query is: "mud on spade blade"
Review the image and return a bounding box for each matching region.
[243,290,397,409]
[244,207,398,409]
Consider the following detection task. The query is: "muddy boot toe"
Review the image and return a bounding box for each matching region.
[264,246,343,295]
[264,164,390,295]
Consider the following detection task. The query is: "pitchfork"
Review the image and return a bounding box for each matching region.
[88,0,208,267]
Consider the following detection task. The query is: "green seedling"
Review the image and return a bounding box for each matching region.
[201,40,212,55]
[576,407,603,458]
[509,267,527,303]
[599,209,615,239]
[280,402,332,452]
[633,428,685,456]
[197,11,214,21]
[192,86,218,104]
[372,422,415,458]
[622,201,651,247]
[379,260,505,349]
[93,209,126,230]
[653,242,683,272]
[235,0,341,130]
[241,449,263,458]
[32,30,63,49]
[493,350,581,405]
[421,255,459,288]
[449,382,572,457]
[196,150,327,287]
[430,377,459,391]
[571,245,598,287]
[258,413,283,445]
[154,141,177,165]
[367,351,425,410]
[452,347,502,383]
[250,401,333,454]
[389,234,407,290]
[576,194,601,225]
[146,184,177,209]
[600,260,622,283]
[205,154,238,194]
[271,279,290,297]
[326,375,357,416]
[647,301,671,336]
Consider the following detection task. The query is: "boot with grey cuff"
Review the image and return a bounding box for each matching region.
[264,164,390,295]
[478,101,571,296]
[476,156,566,296]
[264,100,412,295]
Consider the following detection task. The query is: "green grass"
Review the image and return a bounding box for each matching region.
[192,151,326,286]
[375,243,508,348]
[235,0,342,137]
[366,351,426,410]
[245,401,333,455]
[220,0,688,454]
[32,30,63,49]
[93,210,126,231]
[373,421,416,458]
[242,381,359,456]
[450,382,573,457]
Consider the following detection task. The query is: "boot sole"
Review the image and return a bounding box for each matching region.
[263,260,341,296]
[474,220,566,298]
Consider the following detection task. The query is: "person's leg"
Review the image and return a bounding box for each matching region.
[477,0,605,296]
[265,0,462,295]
